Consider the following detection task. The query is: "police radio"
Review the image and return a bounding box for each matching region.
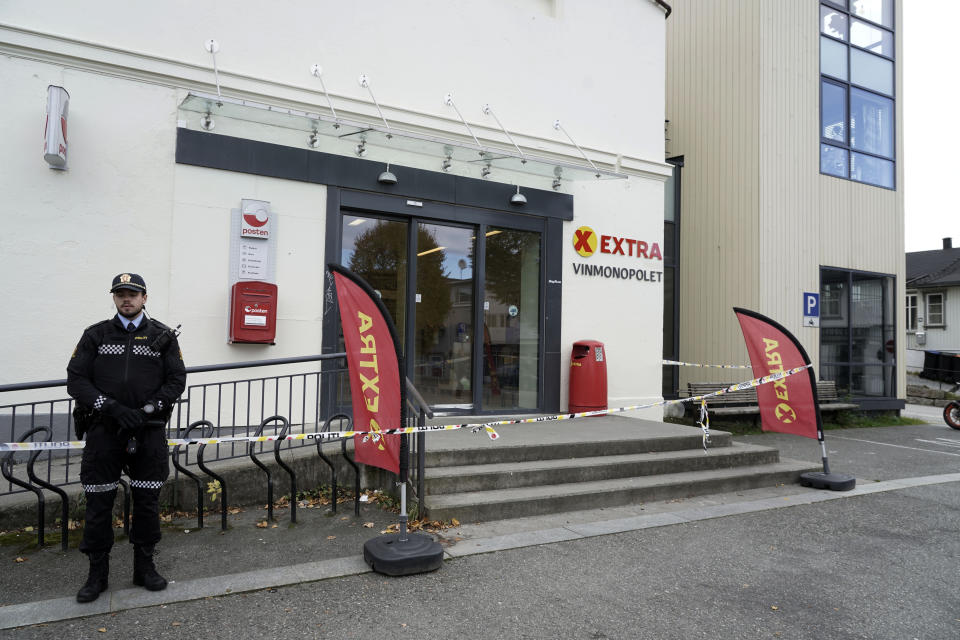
[149,323,182,353]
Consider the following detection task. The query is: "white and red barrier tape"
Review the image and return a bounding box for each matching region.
[663,359,752,369]
[0,365,811,452]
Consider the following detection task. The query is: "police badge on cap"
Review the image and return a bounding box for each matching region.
[110,273,147,293]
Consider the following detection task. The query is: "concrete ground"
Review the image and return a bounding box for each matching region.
[1,405,958,637]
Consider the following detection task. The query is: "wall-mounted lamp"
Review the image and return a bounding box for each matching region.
[510,185,527,206]
[200,112,215,131]
[308,129,320,148]
[481,162,492,179]
[378,163,398,185]
[355,136,367,157]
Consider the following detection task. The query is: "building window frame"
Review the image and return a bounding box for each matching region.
[819,1,896,190]
[819,265,897,400]
[905,291,917,332]
[925,291,945,327]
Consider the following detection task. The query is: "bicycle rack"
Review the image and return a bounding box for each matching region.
[331,418,363,516]
[267,416,298,524]
[171,421,214,530]
[249,416,280,522]
[195,421,229,531]
[315,413,358,515]
[1,427,69,550]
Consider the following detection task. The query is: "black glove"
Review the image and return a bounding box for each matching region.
[104,401,145,431]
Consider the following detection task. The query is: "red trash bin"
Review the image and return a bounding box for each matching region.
[569,340,607,414]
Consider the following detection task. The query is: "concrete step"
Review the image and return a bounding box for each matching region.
[425,442,780,495]
[424,430,733,467]
[424,459,819,523]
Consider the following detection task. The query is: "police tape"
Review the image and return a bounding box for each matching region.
[663,359,752,369]
[0,364,812,452]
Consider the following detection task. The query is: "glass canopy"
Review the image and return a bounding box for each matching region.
[178,92,627,182]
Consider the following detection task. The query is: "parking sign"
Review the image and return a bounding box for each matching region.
[803,292,820,327]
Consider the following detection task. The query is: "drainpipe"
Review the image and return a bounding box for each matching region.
[652,0,672,19]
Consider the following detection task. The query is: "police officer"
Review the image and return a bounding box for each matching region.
[67,273,186,603]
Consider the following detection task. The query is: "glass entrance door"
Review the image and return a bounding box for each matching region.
[482,228,541,410]
[336,202,545,415]
[413,223,475,410]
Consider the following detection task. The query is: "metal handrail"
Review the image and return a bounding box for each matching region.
[2,352,429,521]
[0,353,348,393]
[405,377,434,419]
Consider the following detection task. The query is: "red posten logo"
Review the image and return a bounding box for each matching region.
[243,210,269,228]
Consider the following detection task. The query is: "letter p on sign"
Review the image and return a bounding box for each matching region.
[803,292,820,327]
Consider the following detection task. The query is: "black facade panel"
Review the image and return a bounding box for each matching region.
[454,175,573,221]
[542,218,564,413]
[176,129,573,217]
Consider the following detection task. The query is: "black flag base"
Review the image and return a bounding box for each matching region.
[363,533,444,576]
[799,471,856,491]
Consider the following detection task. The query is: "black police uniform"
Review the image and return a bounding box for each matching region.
[67,312,185,554]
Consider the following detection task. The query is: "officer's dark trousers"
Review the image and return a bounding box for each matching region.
[79,422,169,554]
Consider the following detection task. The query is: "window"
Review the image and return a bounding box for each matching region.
[926,292,945,326]
[905,292,917,331]
[820,267,896,398]
[822,281,844,318]
[820,1,896,189]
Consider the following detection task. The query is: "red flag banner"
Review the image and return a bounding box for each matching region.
[734,308,822,440]
[331,265,403,474]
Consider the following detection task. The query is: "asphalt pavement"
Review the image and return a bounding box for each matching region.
[2,406,959,639]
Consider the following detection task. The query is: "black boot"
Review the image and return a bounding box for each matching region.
[76,552,110,603]
[132,544,167,591]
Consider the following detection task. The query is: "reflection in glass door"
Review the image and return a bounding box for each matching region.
[414,223,474,409]
[341,215,408,343]
[482,228,540,410]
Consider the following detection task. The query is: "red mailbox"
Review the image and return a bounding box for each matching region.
[569,339,607,414]
[229,281,278,344]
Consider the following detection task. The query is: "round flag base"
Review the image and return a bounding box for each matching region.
[800,471,856,491]
[363,533,444,576]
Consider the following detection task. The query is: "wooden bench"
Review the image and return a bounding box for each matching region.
[686,380,858,418]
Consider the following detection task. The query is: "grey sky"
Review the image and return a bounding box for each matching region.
[904,1,959,252]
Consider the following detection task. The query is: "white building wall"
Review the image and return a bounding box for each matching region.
[0,55,180,385]
[559,177,666,419]
[1,1,670,414]
[909,286,960,353]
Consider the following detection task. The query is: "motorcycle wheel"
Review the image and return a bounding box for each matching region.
[945,402,960,431]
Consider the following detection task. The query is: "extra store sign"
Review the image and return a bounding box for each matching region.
[571,226,663,283]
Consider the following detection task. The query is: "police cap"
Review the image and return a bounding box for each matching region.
[110,273,147,293]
